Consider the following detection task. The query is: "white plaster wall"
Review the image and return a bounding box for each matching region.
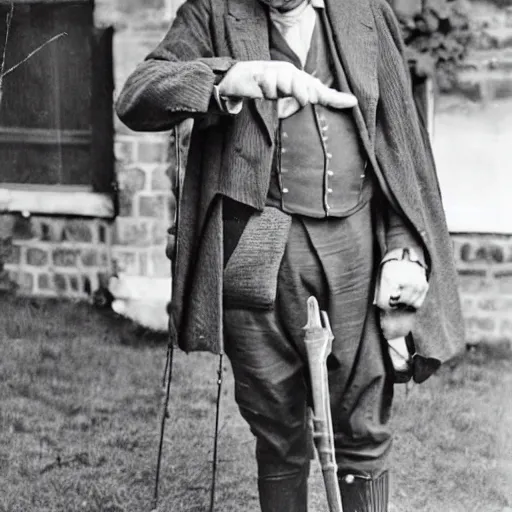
[433,95,512,234]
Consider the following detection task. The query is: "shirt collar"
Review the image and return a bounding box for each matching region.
[311,0,325,8]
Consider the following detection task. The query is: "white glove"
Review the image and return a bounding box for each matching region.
[374,248,428,340]
[374,248,428,313]
[217,60,358,109]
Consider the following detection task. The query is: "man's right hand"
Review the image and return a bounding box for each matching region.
[217,61,358,109]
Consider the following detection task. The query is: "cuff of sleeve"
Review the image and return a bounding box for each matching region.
[381,247,428,272]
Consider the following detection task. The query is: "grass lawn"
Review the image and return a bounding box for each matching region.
[0,294,511,512]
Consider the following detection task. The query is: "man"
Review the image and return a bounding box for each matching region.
[116,0,464,510]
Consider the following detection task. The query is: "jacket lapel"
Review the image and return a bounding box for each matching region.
[323,0,378,142]
[225,0,277,142]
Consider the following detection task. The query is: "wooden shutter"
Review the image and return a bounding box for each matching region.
[91,26,115,197]
[0,0,114,199]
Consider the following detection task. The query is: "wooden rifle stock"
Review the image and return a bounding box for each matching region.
[304,296,343,512]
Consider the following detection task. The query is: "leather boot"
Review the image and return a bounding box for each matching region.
[338,470,389,512]
[258,467,308,512]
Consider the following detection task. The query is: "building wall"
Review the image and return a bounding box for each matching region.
[99,0,179,304]
[1,0,512,345]
[435,0,512,344]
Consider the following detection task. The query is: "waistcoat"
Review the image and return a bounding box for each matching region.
[266,11,372,218]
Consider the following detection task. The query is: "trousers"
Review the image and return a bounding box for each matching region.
[223,202,394,482]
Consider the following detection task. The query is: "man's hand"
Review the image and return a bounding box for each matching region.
[374,254,428,312]
[217,60,358,109]
[374,248,429,339]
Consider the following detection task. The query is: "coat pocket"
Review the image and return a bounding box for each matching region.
[223,207,292,309]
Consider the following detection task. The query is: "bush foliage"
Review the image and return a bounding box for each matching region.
[390,0,472,90]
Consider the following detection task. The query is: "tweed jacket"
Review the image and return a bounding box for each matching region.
[116,0,465,378]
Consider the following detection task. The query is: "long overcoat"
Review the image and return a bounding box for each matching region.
[116,0,466,381]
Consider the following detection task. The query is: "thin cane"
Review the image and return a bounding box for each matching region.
[152,343,174,510]
[210,353,224,512]
[152,124,182,511]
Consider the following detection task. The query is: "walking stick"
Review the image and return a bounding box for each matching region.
[151,122,224,512]
[152,123,182,511]
[304,296,344,512]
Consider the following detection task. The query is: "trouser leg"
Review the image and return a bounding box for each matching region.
[296,208,393,511]
[223,206,393,511]
[223,307,311,512]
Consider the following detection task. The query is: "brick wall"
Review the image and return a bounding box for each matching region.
[435,0,512,345]
[96,0,181,300]
[453,234,512,344]
[0,0,180,301]
[0,215,111,297]
[1,0,511,345]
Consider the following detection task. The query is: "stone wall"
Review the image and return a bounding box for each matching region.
[434,0,512,345]
[0,215,111,297]
[97,0,180,299]
[453,234,512,344]
[1,0,512,346]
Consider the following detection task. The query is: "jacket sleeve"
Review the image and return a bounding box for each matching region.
[115,0,236,132]
[373,0,429,269]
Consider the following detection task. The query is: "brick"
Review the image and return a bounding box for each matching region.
[477,297,512,312]
[118,189,134,217]
[39,222,52,242]
[7,270,19,284]
[98,224,108,244]
[459,241,506,264]
[150,249,171,278]
[26,248,49,267]
[151,221,169,245]
[139,252,149,276]
[139,194,170,219]
[98,251,109,268]
[12,216,34,240]
[81,250,98,267]
[500,319,512,337]
[116,0,166,16]
[18,272,34,294]
[460,296,475,313]
[5,244,21,265]
[137,139,169,164]
[457,270,494,293]
[39,219,64,243]
[114,219,151,246]
[69,275,80,293]
[150,166,172,191]
[114,139,136,163]
[53,249,79,268]
[82,275,92,295]
[38,273,51,291]
[465,316,497,336]
[54,274,67,293]
[97,272,110,289]
[62,220,94,243]
[113,250,139,275]
[496,273,512,293]
[0,214,15,237]
[0,270,14,291]
[118,166,147,194]
[0,237,12,260]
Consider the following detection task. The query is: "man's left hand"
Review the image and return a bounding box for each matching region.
[374,248,429,312]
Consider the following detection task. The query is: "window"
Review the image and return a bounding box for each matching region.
[0,0,114,217]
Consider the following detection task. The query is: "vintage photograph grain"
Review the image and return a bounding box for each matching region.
[1,0,511,511]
